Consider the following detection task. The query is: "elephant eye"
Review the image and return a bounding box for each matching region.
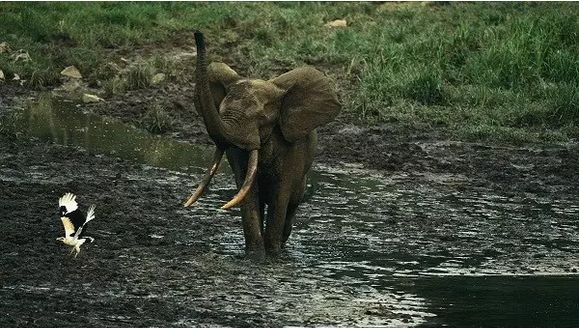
[227,98,258,111]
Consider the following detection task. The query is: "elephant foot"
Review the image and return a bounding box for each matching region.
[245,239,265,259]
[264,239,282,255]
[245,248,266,261]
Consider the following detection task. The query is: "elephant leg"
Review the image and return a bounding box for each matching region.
[226,149,264,254]
[281,202,299,247]
[264,187,291,254]
[242,191,264,254]
[282,178,307,247]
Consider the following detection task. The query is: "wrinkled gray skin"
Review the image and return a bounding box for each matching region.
[187,32,340,255]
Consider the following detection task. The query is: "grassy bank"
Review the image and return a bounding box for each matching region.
[0,2,577,143]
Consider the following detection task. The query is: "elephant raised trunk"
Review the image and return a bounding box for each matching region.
[193,31,229,145]
[184,31,258,209]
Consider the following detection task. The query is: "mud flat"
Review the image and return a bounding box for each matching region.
[1,98,579,326]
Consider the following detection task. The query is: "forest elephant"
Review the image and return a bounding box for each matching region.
[184,31,341,254]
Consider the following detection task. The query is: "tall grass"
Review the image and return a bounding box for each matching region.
[0,2,577,142]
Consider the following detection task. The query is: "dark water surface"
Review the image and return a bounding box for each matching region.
[12,98,211,173]
[2,99,579,327]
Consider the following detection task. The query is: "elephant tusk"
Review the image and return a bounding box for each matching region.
[183,148,224,207]
[221,150,258,210]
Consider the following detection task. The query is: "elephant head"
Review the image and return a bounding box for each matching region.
[184,31,340,209]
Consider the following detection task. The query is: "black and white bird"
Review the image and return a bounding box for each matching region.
[56,193,96,257]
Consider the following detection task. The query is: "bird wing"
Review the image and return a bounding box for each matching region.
[59,193,78,213]
[60,217,76,238]
[74,205,96,239]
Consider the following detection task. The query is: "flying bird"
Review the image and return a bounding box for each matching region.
[56,193,96,258]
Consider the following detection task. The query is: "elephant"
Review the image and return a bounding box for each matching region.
[183,31,341,254]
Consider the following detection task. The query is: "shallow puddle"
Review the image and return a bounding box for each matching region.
[10,97,212,173]
[2,98,579,326]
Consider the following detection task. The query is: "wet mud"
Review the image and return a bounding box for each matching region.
[1,96,579,327]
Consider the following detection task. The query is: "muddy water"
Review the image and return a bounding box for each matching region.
[2,99,579,327]
[12,97,212,173]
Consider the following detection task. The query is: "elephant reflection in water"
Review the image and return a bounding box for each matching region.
[184,32,341,255]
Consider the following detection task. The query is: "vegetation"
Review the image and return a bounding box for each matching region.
[140,102,173,134]
[0,2,577,142]
[0,109,23,140]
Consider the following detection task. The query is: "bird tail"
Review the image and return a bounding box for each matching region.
[59,193,77,209]
[86,205,96,223]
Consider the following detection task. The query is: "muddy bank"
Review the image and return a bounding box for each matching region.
[4,79,577,199]
[1,130,579,326]
[318,121,579,197]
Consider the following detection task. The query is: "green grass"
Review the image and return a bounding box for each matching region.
[126,63,154,90]
[0,2,577,143]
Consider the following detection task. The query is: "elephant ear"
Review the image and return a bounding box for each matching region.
[206,62,240,109]
[272,67,341,143]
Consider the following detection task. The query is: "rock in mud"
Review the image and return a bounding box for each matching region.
[0,69,4,81]
[151,73,166,85]
[61,65,82,79]
[325,19,347,28]
[0,41,10,53]
[61,80,83,92]
[82,93,104,103]
[12,73,25,86]
[338,125,364,135]
[11,49,31,62]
